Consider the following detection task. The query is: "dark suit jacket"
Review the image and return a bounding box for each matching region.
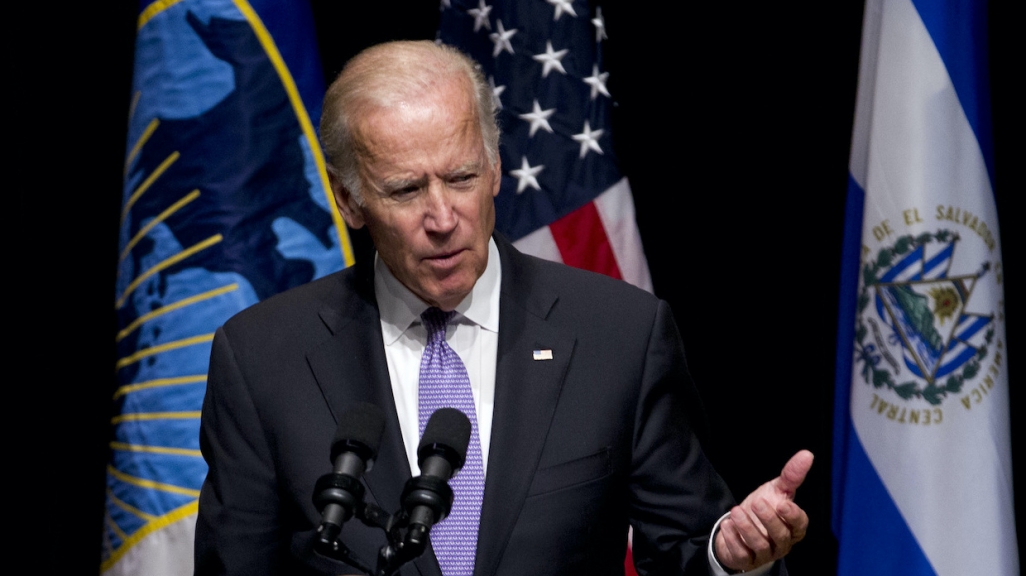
[195,236,736,575]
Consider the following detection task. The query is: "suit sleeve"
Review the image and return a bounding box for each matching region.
[195,326,283,575]
[628,300,736,576]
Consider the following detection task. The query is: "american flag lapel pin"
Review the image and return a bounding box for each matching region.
[533,349,553,360]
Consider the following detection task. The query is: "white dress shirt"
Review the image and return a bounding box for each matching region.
[373,237,767,576]
[375,238,501,477]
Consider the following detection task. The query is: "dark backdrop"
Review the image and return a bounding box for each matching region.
[31,1,1019,573]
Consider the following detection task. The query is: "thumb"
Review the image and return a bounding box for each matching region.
[774,450,813,495]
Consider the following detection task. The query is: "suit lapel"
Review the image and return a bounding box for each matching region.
[474,238,575,576]
[307,240,572,576]
[305,265,443,576]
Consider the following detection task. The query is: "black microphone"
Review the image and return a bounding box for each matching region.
[400,408,471,549]
[314,402,386,548]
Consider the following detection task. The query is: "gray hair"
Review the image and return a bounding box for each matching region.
[319,40,500,204]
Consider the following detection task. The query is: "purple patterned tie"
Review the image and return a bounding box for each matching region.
[418,307,485,576]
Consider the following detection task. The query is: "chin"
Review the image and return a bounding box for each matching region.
[423,279,475,310]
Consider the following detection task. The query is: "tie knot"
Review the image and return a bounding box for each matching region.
[421,307,456,341]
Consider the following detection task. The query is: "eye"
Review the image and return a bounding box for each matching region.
[390,184,420,199]
[449,173,477,187]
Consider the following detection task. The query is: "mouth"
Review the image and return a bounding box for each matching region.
[423,249,465,267]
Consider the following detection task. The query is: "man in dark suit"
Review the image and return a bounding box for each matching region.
[195,40,811,575]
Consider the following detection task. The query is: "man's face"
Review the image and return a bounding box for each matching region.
[333,78,501,311]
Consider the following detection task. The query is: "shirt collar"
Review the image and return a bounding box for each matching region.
[375,237,501,345]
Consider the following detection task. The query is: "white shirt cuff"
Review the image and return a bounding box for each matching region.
[707,513,774,576]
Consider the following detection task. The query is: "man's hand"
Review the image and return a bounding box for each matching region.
[713,450,813,573]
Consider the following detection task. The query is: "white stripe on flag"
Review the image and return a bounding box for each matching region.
[513,178,654,294]
[513,224,564,264]
[593,178,653,293]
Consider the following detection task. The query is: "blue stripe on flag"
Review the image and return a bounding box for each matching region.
[935,346,977,378]
[910,0,994,186]
[836,423,937,576]
[879,245,923,282]
[832,174,864,528]
[952,314,990,344]
[922,243,953,278]
[954,278,970,302]
[904,352,928,378]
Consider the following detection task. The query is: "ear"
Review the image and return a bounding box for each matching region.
[329,170,365,229]
[490,157,502,198]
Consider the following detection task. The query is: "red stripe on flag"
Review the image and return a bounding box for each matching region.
[624,545,638,576]
[548,201,623,279]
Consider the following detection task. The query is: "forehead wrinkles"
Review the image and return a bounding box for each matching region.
[354,72,478,137]
[353,95,483,174]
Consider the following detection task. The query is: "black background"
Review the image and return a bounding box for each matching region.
[27,1,1020,573]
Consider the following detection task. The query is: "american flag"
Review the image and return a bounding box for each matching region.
[438,0,652,292]
[438,2,648,573]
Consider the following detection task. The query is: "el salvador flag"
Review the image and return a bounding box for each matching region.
[833,1,1018,575]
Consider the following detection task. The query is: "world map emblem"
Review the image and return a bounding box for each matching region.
[854,230,994,405]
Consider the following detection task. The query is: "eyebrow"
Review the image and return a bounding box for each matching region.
[447,161,483,176]
[381,175,428,194]
[380,162,484,193]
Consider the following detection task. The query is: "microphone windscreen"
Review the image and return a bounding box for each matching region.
[418,408,471,463]
[331,402,386,462]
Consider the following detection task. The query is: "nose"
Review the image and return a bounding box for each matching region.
[423,182,458,235]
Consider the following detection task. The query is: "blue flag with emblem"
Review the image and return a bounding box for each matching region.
[106,1,352,573]
[832,0,1017,574]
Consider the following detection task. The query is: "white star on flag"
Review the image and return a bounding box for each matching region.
[467,0,492,32]
[509,156,544,193]
[583,64,610,99]
[439,0,451,10]
[592,6,608,42]
[545,0,577,20]
[488,75,506,109]
[532,40,569,78]
[489,20,517,57]
[518,99,556,137]
[438,0,655,295]
[572,120,603,158]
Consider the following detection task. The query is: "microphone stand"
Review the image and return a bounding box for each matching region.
[312,407,466,575]
[313,474,452,576]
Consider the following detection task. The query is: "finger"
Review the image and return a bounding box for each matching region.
[731,504,768,541]
[751,499,794,556]
[730,506,774,566]
[717,518,755,571]
[773,449,814,495]
[776,500,810,542]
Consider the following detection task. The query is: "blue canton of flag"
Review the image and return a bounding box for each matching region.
[438,0,651,291]
[106,1,352,574]
[832,0,1017,575]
